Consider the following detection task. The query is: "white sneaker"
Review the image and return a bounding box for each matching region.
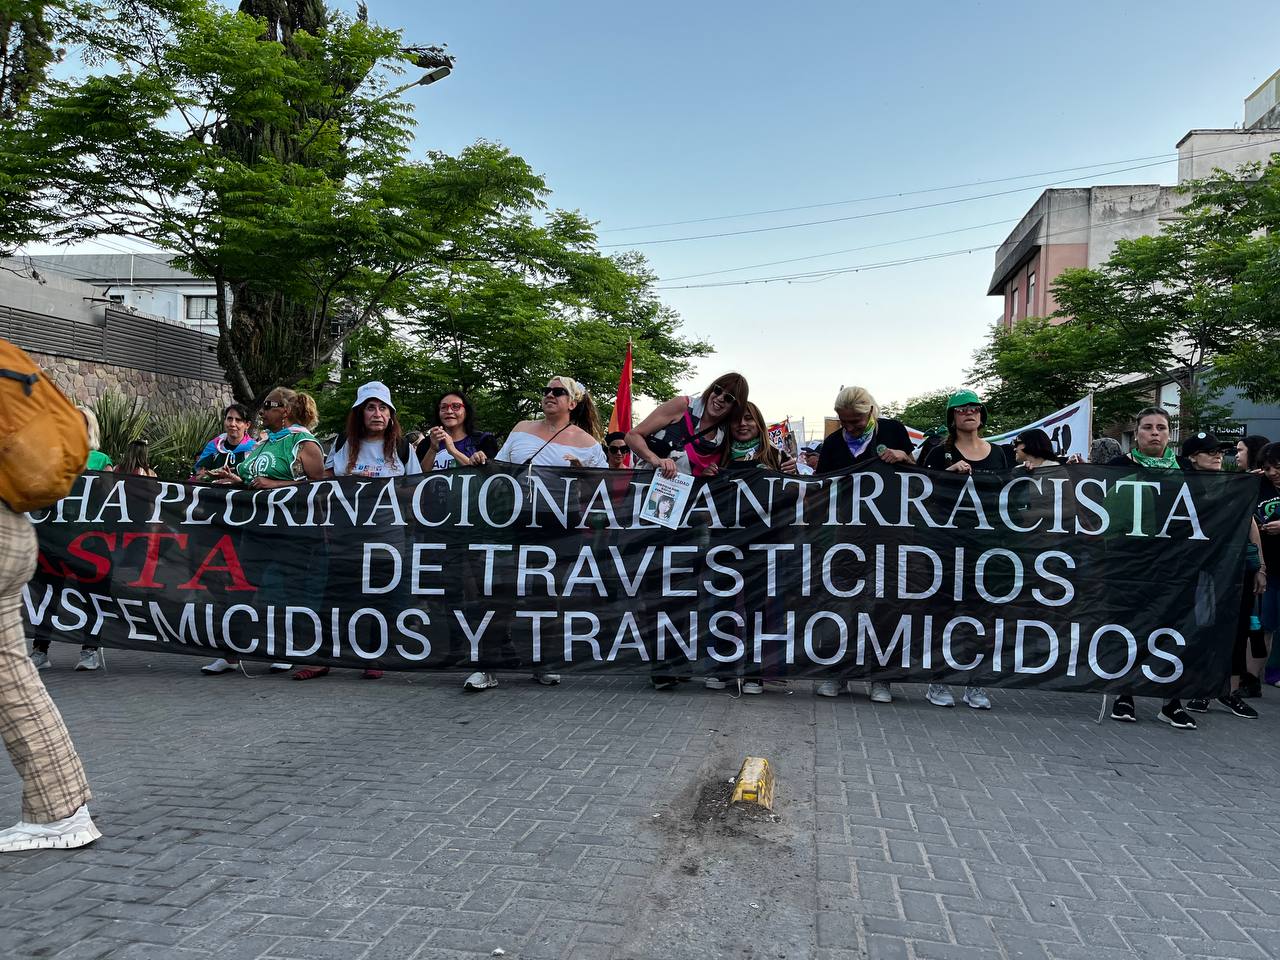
[0,805,101,852]
[867,681,893,704]
[75,649,100,671]
[926,684,955,707]
[463,671,498,691]
[741,681,764,695]
[201,658,235,675]
[704,677,727,690]
[814,680,841,697]
[268,663,292,672]
[29,650,50,670]
[963,686,992,709]
[533,672,561,685]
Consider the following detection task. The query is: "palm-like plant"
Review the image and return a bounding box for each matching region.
[91,391,149,463]
[147,408,224,480]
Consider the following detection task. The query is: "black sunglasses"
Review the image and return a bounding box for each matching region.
[607,445,628,454]
[544,386,570,398]
[709,385,737,405]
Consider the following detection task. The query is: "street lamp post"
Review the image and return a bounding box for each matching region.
[375,65,452,103]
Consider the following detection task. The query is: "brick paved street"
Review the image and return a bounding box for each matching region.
[2,648,1280,960]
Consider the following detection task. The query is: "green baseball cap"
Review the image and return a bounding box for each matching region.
[946,389,983,410]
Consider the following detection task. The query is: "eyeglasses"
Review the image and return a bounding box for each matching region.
[260,400,285,410]
[954,404,983,415]
[608,445,628,454]
[439,402,464,412]
[544,386,569,398]
[709,385,737,405]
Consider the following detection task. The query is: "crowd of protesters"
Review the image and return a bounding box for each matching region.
[25,372,1280,733]
[9,348,1280,860]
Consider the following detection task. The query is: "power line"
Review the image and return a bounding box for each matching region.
[604,136,1280,249]
[601,151,1182,233]
[653,203,1198,290]
[658,183,1178,282]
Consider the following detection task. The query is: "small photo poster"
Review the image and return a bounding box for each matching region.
[639,472,696,529]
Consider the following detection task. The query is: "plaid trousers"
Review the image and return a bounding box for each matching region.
[0,503,91,822]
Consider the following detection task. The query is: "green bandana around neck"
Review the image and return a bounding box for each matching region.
[733,437,763,460]
[1130,446,1180,471]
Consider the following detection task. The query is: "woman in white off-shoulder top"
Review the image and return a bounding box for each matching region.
[494,376,608,469]
[464,375,607,694]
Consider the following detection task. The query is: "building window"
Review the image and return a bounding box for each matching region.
[1027,272,1036,316]
[108,294,124,304]
[1009,287,1020,324]
[185,295,216,321]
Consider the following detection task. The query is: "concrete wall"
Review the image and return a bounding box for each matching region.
[1177,129,1280,182]
[1082,185,1184,268]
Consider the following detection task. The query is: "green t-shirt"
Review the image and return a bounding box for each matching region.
[86,450,113,471]
[236,427,320,483]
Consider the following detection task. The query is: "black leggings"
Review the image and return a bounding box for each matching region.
[1235,576,1257,677]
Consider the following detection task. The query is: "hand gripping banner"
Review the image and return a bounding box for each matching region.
[22,463,1258,696]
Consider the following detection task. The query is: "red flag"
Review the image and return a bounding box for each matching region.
[607,341,633,465]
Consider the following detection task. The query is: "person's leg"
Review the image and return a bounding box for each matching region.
[0,506,93,825]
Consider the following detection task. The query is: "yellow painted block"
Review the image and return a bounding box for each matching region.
[731,756,775,810]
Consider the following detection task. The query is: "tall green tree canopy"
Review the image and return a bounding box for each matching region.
[5,0,706,414]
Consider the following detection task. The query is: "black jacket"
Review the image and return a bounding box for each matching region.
[816,418,914,473]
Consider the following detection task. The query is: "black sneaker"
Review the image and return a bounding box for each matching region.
[1186,699,1210,713]
[1218,693,1259,719]
[1157,702,1197,729]
[650,676,678,690]
[1239,672,1263,699]
[1110,695,1137,722]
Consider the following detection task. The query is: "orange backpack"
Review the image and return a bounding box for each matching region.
[0,339,89,512]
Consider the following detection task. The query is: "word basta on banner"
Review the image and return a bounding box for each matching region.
[22,463,1258,697]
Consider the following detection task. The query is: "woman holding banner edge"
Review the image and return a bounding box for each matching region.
[814,385,915,702]
[919,389,1010,711]
[201,387,326,676]
[462,376,606,693]
[626,373,747,478]
[1105,407,1198,729]
[815,385,915,474]
[698,402,799,695]
[1180,432,1262,719]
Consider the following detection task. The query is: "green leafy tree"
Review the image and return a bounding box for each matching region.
[968,317,1146,431]
[0,0,103,251]
[314,227,711,437]
[884,389,955,433]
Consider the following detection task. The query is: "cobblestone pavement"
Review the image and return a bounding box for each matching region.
[2,649,1280,960]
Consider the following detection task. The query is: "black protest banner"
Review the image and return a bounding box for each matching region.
[23,463,1258,696]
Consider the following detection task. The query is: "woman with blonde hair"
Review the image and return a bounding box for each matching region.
[816,386,915,474]
[815,386,915,704]
[493,375,607,469]
[77,406,112,472]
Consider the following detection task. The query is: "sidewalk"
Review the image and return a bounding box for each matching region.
[2,649,1279,960]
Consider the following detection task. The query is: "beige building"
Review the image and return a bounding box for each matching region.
[989,74,1280,330]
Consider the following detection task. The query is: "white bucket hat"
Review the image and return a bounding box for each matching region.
[353,381,395,411]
